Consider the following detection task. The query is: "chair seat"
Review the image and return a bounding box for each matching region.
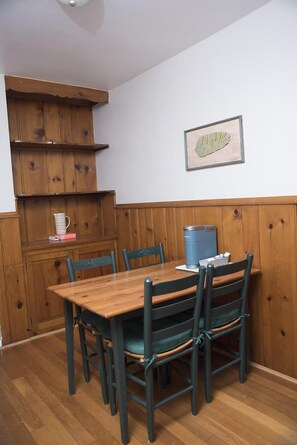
[199,308,241,330]
[123,317,192,356]
[173,307,240,330]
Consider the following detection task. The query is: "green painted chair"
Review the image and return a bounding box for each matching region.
[122,242,165,271]
[199,253,254,403]
[106,269,206,443]
[65,251,118,405]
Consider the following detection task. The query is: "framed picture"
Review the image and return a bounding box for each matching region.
[184,115,244,171]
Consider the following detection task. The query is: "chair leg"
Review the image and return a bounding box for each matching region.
[239,324,246,384]
[95,335,109,405]
[204,338,212,403]
[245,317,251,375]
[191,344,199,415]
[159,364,171,388]
[145,365,155,443]
[106,345,117,415]
[78,324,90,382]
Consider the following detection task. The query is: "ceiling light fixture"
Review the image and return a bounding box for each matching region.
[57,0,91,7]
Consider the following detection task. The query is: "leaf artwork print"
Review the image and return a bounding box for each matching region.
[195,131,231,158]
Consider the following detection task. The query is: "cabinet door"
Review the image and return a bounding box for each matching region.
[25,250,72,335]
[73,240,117,280]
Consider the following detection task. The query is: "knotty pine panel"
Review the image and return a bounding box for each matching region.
[221,206,245,261]
[46,151,65,194]
[98,192,116,237]
[0,214,28,344]
[12,149,97,196]
[129,208,141,251]
[10,98,95,145]
[0,216,23,266]
[6,97,19,141]
[116,208,132,270]
[151,208,168,255]
[73,151,97,192]
[64,195,78,235]
[25,250,68,334]
[134,208,156,268]
[4,265,29,342]
[16,99,44,141]
[11,151,22,195]
[70,105,94,144]
[137,208,155,250]
[21,199,51,242]
[59,103,73,143]
[62,151,76,192]
[0,268,10,344]
[20,151,48,195]
[43,102,61,142]
[76,195,101,237]
[258,205,297,377]
[163,208,179,261]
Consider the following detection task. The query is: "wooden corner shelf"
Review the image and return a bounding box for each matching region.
[16,190,115,199]
[5,75,109,106]
[10,141,109,152]
[21,234,118,253]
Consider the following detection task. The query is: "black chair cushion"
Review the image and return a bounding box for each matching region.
[122,317,192,356]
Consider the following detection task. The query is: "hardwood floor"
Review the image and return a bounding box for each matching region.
[0,330,297,445]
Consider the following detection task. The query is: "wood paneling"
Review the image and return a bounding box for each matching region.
[0,214,29,344]
[8,96,98,197]
[116,198,297,378]
[258,205,297,377]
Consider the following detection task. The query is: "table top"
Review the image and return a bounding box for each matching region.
[48,260,260,319]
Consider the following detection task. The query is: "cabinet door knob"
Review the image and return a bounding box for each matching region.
[54,260,61,267]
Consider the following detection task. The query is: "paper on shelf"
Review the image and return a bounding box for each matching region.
[176,252,230,273]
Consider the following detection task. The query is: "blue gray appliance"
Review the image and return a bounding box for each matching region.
[184,225,217,268]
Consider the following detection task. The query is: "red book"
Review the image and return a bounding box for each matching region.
[49,233,77,241]
[59,233,77,240]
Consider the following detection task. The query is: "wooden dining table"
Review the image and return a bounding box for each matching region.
[48,259,260,445]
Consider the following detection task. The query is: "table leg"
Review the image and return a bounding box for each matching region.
[110,316,130,445]
[64,300,75,395]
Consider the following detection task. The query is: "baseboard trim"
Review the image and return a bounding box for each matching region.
[251,362,297,385]
[0,327,66,350]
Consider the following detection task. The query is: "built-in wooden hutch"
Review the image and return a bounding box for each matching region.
[2,76,117,339]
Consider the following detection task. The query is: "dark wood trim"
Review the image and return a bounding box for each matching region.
[11,141,109,152]
[0,212,19,219]
[5,75,109,106]
[115,195,297,209]
[16,190,115,199]
[21,234,118,253]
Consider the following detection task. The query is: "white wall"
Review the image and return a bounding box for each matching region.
[0,74,15,212]
[94,0,297,204]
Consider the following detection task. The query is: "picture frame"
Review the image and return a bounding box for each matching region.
[184,115,244,171]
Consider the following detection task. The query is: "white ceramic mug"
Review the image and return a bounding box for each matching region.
[54,212,70,235]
